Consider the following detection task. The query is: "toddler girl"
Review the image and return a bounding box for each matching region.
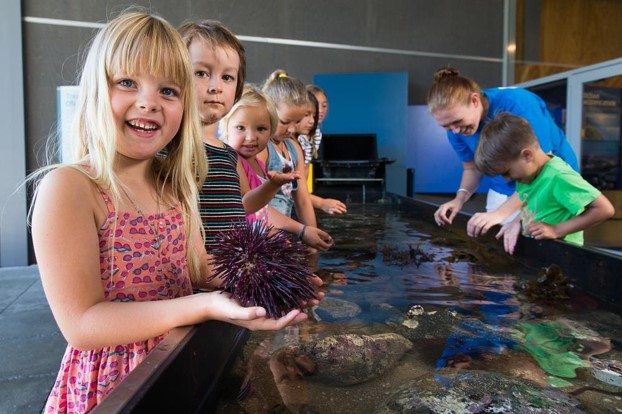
[296,90,347,215]
[259,70,316,227]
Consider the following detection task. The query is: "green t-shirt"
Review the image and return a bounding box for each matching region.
[516,156,601,245]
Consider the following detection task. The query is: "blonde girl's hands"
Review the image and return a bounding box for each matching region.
[266,170,301,186]
[203,291,308,331]
[301,226,334,251]
[302,274,325,307]
[321,198,347,215]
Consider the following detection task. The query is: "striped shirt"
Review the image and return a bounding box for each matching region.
[312,128,322,159]
[297,128,323,165]
[297,135,314,165]
[198,142,246,252]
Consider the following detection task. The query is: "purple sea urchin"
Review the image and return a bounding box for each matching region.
[209,221,316,319]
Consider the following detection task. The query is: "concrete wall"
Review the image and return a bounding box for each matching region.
[1,0,28,266]
[22,0,506,172]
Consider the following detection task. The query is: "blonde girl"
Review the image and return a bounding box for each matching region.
[32,12,308,413]
[259,70,316,227]
[295,90,347,215]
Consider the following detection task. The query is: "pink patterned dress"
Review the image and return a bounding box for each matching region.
[44,190,193,413]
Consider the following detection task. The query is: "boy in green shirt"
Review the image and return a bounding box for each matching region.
[475,113,614,254]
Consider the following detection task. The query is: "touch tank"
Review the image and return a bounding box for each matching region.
[215,199,622,414]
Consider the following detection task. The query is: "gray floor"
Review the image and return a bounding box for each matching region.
[0,265,66,414]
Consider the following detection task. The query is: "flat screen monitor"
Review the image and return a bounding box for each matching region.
[319,133,377,161]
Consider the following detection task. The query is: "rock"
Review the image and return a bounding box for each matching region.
[376,369,584,413]
[385,306,463,341]
[274,333,412,386]
[591,357,622,387]
[312,297,362,321]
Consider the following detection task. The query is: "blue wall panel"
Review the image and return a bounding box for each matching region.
[406,105,490,194]
[406,105,463,193]
[313,72,408,196]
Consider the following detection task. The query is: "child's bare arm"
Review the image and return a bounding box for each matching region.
[242,171,300,214]
[237,157,271,213]
[527,194,615,240]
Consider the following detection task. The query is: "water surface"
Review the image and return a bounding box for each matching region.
[218,203,622,413]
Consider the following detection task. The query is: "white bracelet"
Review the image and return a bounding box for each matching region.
[457,188,471,197]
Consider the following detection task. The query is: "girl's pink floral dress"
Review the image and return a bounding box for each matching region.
[240,157,269,224]
[44,190,192,413]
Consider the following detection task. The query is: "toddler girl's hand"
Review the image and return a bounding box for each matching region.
[266,170,301,186]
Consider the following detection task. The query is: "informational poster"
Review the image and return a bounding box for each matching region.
[581,86,622,189]
[56,85,79,163]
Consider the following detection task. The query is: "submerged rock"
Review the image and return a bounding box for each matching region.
[311,296,362,321]
[591,357,622,388]
[274,333,412,386]
[376,369,584,413]
[520,264,572,301]
[384,305,463,341]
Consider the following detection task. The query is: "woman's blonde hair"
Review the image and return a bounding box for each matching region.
[262,69,309,109]
[35,10,207,281]
[219,84,278,143]
[427,67,482,114]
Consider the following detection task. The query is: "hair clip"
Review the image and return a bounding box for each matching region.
[278,72,288,78]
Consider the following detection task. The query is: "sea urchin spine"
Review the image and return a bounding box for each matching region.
[209,221,316,319]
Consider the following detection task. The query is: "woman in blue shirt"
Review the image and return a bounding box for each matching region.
[427,67,578,237]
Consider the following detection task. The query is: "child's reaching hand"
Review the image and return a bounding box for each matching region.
[319,198,347,215]
[495,218,521,255]
[266,170,301,186]
[301,226,334,251]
